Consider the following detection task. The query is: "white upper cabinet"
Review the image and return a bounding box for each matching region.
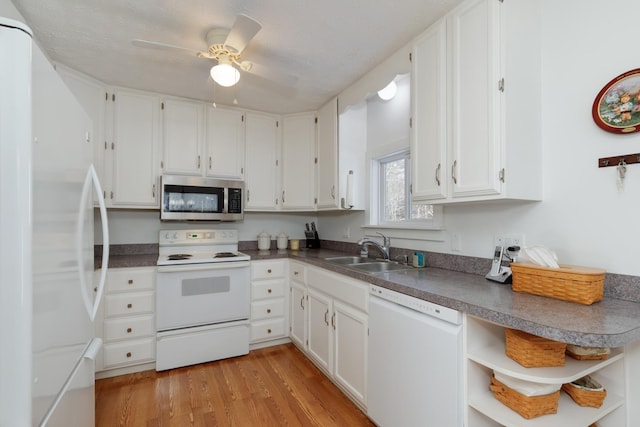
[245,112,280,210]
[205,106,245,179]
[411,18,448,201]
[316,97,339,209]
[411,0,542,204]
[281,112,317,210]
[161,98,204,176]
[109,88,161,207]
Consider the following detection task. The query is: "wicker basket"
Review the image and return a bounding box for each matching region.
[489,375,560,419]
[510,262,605,305]
[566,344,610,361]
[505,328,566,367]
[562,376,606,408]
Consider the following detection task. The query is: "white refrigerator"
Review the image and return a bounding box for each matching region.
[0,16,110,426]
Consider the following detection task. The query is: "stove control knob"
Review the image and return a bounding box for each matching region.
[164,232,171,240]
[173,232,179,239]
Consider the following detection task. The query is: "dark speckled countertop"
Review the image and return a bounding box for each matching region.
[98,246,640,349]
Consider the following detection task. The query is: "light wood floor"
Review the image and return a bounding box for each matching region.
[95,343,375,426]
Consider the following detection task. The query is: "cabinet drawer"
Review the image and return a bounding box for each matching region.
[252,279,285,300]
[251,260,285,280]
[251,299,285,321]
[103,337,155,368]
[103,314,155,342]
[106,268,155,293]
[105,292,154,317]
[289,261,306,282]
[251,318,286,342]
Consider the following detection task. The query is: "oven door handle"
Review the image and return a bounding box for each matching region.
[157,261,251,273]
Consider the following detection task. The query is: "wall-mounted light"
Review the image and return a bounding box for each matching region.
[377,80,397,101]
[210,55,240,87]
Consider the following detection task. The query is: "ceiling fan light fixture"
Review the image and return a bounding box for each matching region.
[210,62,240,87]
[378,80,397,101]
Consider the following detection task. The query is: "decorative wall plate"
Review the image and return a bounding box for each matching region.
[592,68,640,134]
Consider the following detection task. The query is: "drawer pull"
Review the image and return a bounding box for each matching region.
[127,303,133,309]
[126,328,132,333]
[128,279,133,285]
[267,309,271,314]
[267,329,272,334]
[126,352,132,358]
[267,288,272,294]
[294,271,299,276]
[267,269,272,273]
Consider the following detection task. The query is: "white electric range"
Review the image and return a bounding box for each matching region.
[155,229,251,371]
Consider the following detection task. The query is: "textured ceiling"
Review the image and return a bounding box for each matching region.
[12,0,463,114]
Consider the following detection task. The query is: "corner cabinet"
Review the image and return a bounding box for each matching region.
[411,0,542,204]
[281,112,317,210]
[316,97,339,209]
[107,88,161,207]
[465,316,627,426]
[245,112,281,210]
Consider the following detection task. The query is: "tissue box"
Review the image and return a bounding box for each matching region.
[510,263,605,305]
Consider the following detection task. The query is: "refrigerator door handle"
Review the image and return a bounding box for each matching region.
[83,338,103,360]
[76,164,109,321]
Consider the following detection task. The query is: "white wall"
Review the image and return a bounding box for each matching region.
[321,0,640,276]
[94,210,318,245]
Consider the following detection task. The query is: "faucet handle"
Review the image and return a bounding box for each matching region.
[376,232,390,246]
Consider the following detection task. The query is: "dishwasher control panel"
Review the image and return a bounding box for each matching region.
[370,284,461,325]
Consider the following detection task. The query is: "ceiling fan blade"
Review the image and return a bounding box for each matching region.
[224,14,262,54]
[132,39,201,56]
[245,61,298,88]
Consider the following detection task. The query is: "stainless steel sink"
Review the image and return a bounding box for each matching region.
[324,256,369,265]
[325,256,413,273]
[348,262,413,273]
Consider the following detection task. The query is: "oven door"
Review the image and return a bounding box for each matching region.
[156,261,250,332]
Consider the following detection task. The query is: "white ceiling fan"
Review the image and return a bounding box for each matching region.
[132,14,294,88]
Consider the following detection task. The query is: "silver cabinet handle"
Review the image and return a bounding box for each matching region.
[331,185,335,199]
[324,309,329,326]
[435,163,441,186]
[197,155,201,169]
[300,295,304,309]
[282,191,285,204]
[209,156,212,170]
[152,183,156,198]
[451,160,457,184]
[247,189,250,202]
[331,312,336,330]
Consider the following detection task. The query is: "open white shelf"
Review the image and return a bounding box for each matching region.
[469,386,624,427]
[468,341,624,384]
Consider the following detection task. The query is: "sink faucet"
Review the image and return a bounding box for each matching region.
[357,232,391,260]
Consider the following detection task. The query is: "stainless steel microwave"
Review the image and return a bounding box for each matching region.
[160,175,244,221]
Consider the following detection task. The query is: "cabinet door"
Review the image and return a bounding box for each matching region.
[316,97,338,209]
[333,300,367,406]
[162,98,203,176]
[111,89,160,207]
[281,113,316,210]
[307,288,332,373]
[245,112,279,210]
[411,19,448,201]
[205,106,245,179]
[290,280,307,350]
[449,0,502,198]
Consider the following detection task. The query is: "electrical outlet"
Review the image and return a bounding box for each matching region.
[495,234,525,249]
[342,227,351,239]
[451,232,462,252]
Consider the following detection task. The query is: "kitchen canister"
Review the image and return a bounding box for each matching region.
[290,239,300,251]
[277,232,288,250]
[257,231,271,250]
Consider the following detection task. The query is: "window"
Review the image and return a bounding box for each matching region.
[377,149,433,225]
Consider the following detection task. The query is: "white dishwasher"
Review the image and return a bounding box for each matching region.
[367,284,463,427]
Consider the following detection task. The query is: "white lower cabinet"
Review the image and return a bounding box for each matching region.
[95,267,156,375]
[465,315,627,427]
[250,260,288,344]
[289,261,307,350]
[294,263,368,409]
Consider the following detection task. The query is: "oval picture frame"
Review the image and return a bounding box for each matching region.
[592,68,640,134]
